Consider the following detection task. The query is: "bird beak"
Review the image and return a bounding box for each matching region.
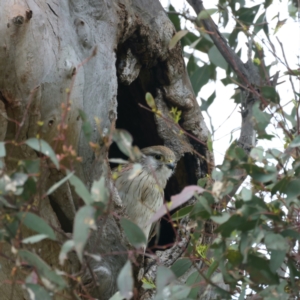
[166,162,175,171]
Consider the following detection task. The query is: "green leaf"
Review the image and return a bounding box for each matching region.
[167,5,180,31]
[226,249,243,266]
[163,285,192,300]
[0,196,16,208]
[250,146,264,162]
[142,278,156,290]
[68,171,93,205]
[241,188,252,201]
[245,254,279,285]
[264,0,273,8]
[261,86,279,104]
[156,266,176,293]
[290,135,300,147]
[120,218,146,248]
[171,258,193,278]
[195,36,213,53]
[197,8,218,20]
[197,177,207,188]
[206,260,218,278]
[171,205,193,221]
[21,159,40,174]
[108,292,124,300]
[46,171,74,196]
[187,55,197,78]
[112,129,140,161]
[59,240,75,265]
[25,283,52,300]
[17,212,56,241]
[19,250,66,290]
[281,229,300,240]
[271,176,289,195]
[252,102,272,135]
[241,164,277,183]
[169,30,189,50]
[253,12,266,35]
[207,136,213,153]
[229,26,240,49]
[91,176,109,203]
[0,142,6,157]
[208,46,228,70]
[78,109,93,141]
[270,250,286,273]
[236,5,261,24]
[288,1,298,18]
[117,260,133,300]
[25,138,59,169]
[212,169,223,181]
[285,179,300,201]
[73,206,96,262]
[190,65,210,96]
[211,212,230,224]
[265,232,289,251]
[216,214,244,237]
[200,91,215,111]
[22,234,49,244]
[186,271,202,298]
[145,92,157,111]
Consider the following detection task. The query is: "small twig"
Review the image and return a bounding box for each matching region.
[167,10,197,23]
[276,36,299,134]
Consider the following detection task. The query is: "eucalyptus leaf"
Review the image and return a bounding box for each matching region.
[91,176,109,203]
[46,171,74,196]
[73,206,96,262]
[117,260,133,300]
[17,212,56,241]
[156,266,176,293]
[68,171,93,205]
[171,258,193,278]
[211,212,230,224]
[290,135,300,148]
[169,30,189,50]
[197,8,217,20]
[19,250,66,290]
[108,292,124,300]
[22,234,49,244]
[25,138,59,169]
[208,46,228,70]
[59,240,75,265]
[270,250,286,273]
[190,65,210,96]
[186,271,202,298]
[120,218,146,248]
[24,283,52,300]
[265,232,289,252]
[0,142,6,157]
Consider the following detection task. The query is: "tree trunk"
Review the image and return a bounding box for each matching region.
[0,0,211,299]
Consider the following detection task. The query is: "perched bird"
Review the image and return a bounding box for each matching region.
[113,146,176,241]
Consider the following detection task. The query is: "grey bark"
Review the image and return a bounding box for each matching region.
[0,0,211,299]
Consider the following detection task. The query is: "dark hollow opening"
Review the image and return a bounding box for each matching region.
[111,51,199,249]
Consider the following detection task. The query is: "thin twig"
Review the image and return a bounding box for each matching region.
[276,36,299,134]
[167,10,197,22]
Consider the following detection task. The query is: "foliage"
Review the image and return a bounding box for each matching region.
[0,0,299,299]
[162,0,300,298]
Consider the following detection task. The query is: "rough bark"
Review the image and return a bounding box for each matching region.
[0,0,211,299]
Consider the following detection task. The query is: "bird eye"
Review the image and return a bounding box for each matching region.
[154,154,162,160]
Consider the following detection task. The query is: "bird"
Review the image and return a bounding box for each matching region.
[113,145,176,242]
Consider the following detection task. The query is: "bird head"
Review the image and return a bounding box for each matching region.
[140,146,176,187]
